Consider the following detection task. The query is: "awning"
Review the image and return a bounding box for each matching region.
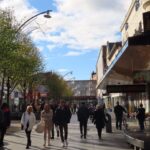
[98,34,150,89]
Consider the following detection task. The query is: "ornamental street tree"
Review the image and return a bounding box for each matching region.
[0,10,43,105]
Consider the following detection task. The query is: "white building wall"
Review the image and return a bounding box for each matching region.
[121,0,150,44]
[96,49,104,87]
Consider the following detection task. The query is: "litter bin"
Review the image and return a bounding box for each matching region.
[105,113,112,133]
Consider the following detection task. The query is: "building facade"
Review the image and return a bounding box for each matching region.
[67,80,97,104]
[96,0,150,113]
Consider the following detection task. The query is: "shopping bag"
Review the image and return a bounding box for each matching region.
[35,121,44,133]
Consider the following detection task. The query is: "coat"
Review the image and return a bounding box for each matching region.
[93,108,106,129]
[41,109,53,129]
[0,109,4,128]
[21,111,36,131]
[136,107,145,122]
[54,106,72,125]
[1,108,11,128]
[77,106,89,122]
[114,105,126,119]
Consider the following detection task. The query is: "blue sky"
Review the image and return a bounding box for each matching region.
[0,0,130,80]
[28,0,99,80]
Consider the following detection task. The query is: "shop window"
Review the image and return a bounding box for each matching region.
[135,0,140,11]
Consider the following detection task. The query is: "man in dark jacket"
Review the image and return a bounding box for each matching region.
[54,100,71,147]
[77,102,89,139]
[0,108,4,147]
[136,103,145,131]
[0,103,11,147]
[114,101,126,130]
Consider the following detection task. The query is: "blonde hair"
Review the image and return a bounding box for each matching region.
[26,105,33,112]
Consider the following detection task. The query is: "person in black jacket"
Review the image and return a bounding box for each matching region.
[0,108,4,147]
[77,102,89,139]
[50,101,59,139]
[93,104,106,140]
[0,103,11,147]
[136,103,145,131]
[114,101,126,130]
[54,100,71,147]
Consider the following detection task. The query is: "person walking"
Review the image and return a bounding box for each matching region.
[21,105,36,149]
[50,102,59,139]
[41,103,53,147]
[0,103,11,147]
[77,102,89,139]
[114,101,126,130]
[0,107,4,147]
[136,103,145,131]
[93,104,106,140]
[54,100,72,147]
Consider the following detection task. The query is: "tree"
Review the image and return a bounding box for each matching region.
[0,10,19,104]
[0,10,43,105]
[39,72,73,100]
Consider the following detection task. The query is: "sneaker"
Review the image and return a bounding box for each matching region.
[48,140,51,146]
[65,140,68,146]
[26,146,29,149]
[61,142,65,147]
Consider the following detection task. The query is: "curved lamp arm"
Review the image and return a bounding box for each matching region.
[16,10,52,32]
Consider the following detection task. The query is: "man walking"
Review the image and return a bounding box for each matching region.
[114,101,126,130]
[77,102,89,139]
[136,103,145,131]
[54,100,72,147]
[0,107,4,147]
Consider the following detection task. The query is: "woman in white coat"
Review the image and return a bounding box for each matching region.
[21,105,36,149]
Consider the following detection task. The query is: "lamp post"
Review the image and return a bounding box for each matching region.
[63,71,73,78]
[15,10,51,106]
[17,10,52,32]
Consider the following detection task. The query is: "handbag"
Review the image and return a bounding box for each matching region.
[35,121,44,133]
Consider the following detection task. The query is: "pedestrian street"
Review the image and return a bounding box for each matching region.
[3,115,132,150]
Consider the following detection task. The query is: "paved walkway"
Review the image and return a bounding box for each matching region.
[2,115,132,150]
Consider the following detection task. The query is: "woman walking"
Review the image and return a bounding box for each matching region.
[41,103,53,147]
[93,104,106,140]
[21,105,36,149]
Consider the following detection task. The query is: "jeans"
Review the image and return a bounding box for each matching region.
[59,123,68,142]
[116,117,122,130]
[138,120,145,131]
[97,127,102,139]
[79,121,87,137]
[25,129,31,147]
[0,127,6,146]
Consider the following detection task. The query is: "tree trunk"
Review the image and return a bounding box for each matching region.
[23,81,27,103]
[0,72,5,105]
[6,77,10,105]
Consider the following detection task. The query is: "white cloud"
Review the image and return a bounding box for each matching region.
[57,68,69,73]
[47,44,56,52]
[65,51,85,56]
[0,0,131,53]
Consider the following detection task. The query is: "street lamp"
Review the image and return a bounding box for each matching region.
[63,71,73,78]
[17,10,52,32]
